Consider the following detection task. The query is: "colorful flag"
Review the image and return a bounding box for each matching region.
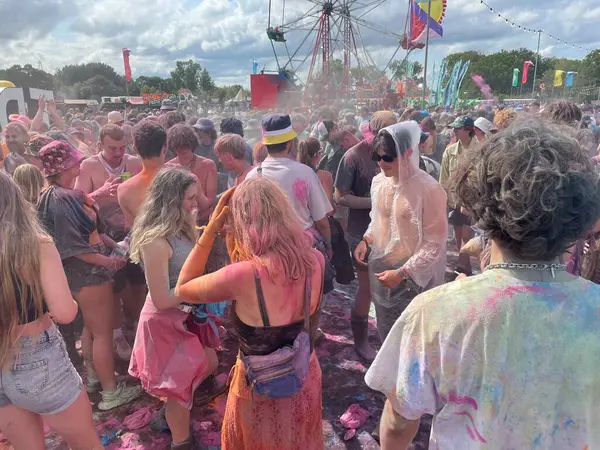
[565,71,577,87]
[554,70,565,87]
[522,61,534,84]
[122,48,132,82]
[512,68,520,88]
[410,0,446,41]
[252,59,259,74]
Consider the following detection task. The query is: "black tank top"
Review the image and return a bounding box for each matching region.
[231,267,323,356]
[13,275,48,324]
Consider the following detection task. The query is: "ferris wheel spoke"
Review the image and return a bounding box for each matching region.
[349,0,386,13]
[282,16,321,71]
[352,0,387,19]
[281,6,320,29]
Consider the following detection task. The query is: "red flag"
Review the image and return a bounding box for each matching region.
[122,48,132,82]
[522,61,534,84]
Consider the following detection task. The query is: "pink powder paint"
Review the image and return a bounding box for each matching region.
[446,390,479,410]
[485,285,550,311]
[455,411,487,443]
[292,179,309,203]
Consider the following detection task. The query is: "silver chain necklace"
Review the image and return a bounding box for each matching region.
[485,262,567,278]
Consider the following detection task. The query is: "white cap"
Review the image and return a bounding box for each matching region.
[474,117,498,136]
[107,111,124,124]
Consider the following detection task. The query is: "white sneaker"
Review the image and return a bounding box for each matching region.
[98,382,143,411]
[113,332,132,361]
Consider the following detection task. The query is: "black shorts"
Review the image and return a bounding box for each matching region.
[448,209,472,227]
[347,234,369,272]
[113,261,146,293]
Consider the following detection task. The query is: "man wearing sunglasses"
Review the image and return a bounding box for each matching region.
[357,120,447,343]
[335,110,397,361]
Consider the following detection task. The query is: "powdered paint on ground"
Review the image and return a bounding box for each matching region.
[3,254,478,450]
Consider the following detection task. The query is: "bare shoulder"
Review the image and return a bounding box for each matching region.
[39,239,59,258]
[165,158,179,167]
[124,154,142,170]
[79,155,100,171]
[198,157,216,171]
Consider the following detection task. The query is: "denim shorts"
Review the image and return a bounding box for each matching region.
[0,323,83,415]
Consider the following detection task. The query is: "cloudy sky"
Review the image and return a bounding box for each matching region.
[1,0,599,88]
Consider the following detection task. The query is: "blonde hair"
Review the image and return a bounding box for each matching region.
[215,134,246,160]
[494,108,517,130]
[0,171,48,368]
[13,164,45,205]
[129,167,197,263]
[230,178,314,282]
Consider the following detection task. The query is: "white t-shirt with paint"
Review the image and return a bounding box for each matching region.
[246,155,332,230]
[365,269,600,449]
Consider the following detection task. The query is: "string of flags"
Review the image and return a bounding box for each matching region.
[479,0,593,52]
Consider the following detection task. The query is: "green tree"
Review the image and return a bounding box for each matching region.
[198,68,216,94]
[388,60,423,81]
[170,59,202,92]
[0,64,54,89]
[442,48,553,98]
[135,76,174,94]
[79,75,121,99]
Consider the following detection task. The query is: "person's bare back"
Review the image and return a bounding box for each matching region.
[166,155,217,221]
[117,170,157,228]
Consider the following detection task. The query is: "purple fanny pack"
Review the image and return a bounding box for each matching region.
[241,330,311,399]
[241,265,321,400]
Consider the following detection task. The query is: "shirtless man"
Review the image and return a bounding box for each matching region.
[165,123,216,224]
[118,120,168,227]
[75,124,142,238]
[75,124,143,359]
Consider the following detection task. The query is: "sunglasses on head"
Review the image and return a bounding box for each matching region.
[372,153,396,163]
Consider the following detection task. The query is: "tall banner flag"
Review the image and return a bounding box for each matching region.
[554,70,565,87]
[252,59,259,74]
[565,71,577,87]
[434,59,448,106]
[443,60,461,108]
[522,61,534,84]
[454,60,471,106]
[122,48,132,82]
[512,68,520,88]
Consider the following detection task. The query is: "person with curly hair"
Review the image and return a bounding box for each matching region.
[366,117,600,449]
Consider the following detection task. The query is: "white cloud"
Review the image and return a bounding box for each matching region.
[1,0,598,88]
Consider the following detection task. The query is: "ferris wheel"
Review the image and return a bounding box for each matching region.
[265,0,446,106]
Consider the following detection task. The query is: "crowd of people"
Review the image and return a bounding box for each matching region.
[0,95,600,450]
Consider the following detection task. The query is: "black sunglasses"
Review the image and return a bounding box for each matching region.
[372,153,397,163]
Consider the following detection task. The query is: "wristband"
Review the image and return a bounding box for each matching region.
[397,266,409,279]
[361,237,370,246]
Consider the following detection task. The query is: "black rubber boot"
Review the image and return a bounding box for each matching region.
[350,314,377,362]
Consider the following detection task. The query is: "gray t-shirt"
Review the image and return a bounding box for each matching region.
[335,140,379,238]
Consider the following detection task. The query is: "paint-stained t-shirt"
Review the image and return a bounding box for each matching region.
[246,155,332,230]
[365,269,600,449]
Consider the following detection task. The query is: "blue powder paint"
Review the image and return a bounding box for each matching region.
[564,418,575,428]
[408,360,420,387]
[533,433,542,448]
[551,424,559,437]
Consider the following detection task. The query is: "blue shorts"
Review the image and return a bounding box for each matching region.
[0,323,83,415]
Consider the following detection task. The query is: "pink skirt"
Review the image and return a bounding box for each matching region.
[128,296,212,409]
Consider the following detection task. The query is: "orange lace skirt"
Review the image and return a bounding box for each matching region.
[221,352,323,450]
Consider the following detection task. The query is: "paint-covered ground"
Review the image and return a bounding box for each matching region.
[1,239,469,450]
